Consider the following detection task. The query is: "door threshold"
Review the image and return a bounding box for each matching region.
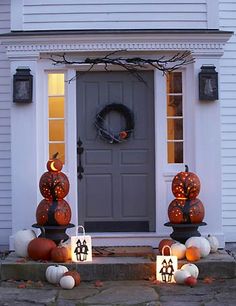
[90,232,164,248]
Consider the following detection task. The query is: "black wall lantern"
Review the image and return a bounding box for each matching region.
[13,67,33,103]
[199,65,218,101]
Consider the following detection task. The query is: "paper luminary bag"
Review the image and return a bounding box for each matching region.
[71,225,92,262]
[156,245,178,283]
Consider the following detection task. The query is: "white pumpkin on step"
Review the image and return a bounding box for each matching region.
[13,229,36,257]
[185,236,210,258]
[206,234,219,253]
[171,243,186,259]
[181,263,199,279]
[174,269,191,284]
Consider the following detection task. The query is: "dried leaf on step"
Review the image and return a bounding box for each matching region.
[17,282,26,289]
[94,280,103,287]
[203,277,215,284]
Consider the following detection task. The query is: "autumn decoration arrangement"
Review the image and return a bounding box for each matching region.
[12,162,220,289]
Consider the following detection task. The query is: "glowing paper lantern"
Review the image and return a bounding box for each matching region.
[156,246,178,283]
[71,225,92,262]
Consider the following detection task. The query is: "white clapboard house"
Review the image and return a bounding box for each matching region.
[0,0,235,250]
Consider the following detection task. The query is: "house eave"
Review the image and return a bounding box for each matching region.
[0,29,233,59]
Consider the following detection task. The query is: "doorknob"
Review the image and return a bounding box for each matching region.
[77,138,84,180]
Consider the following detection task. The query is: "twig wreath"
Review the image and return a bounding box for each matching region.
[95,103,134,144]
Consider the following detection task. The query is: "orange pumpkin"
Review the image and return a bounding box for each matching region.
[64,270,81,286]
[39,172,70,200]
[158,239,175,255]
[168,198,205,224]
[172,165,200,200]
[47,153,63,173]
[36,199,71,226]
[28,237,56,261]
[51,246,70,263]
[185,246,201,262]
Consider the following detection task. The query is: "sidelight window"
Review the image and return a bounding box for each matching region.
[166,72,184,163]
[48,73,65,163]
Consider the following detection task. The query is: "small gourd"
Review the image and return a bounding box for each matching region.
[174,269,191,284]
[60,275,75,289]
[185,246,201,262]
[185,236,210,258]
[181,263,199,278]
[46,265,68,284]
[206,234,219,253]
[170,243,186,259]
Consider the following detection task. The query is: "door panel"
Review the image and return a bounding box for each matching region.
[76,71,155,232]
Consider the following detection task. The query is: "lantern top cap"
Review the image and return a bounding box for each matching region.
[200,65,217,73]
[15,67,31,74]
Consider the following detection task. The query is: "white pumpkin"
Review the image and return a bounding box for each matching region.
[13,229,36,257]
[46,265,68,284]
[185,236,210,258]
[171,243,186,259]
[174,269,191,284]
[60,275,75,289]
[206,234,219,253]
[181,263,199,279]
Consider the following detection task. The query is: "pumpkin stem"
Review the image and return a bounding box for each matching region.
[185,165,189,172]
[52,152,59,159]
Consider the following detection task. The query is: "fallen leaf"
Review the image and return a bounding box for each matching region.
[16,258,27,263]
[203,277,215,284]
[17,283,26,289]
[35,281,44,287]
[152,279,161,285]
[148,275,156,282]
[94,280,103,287]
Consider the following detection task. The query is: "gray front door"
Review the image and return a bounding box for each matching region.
[76,71,155,232]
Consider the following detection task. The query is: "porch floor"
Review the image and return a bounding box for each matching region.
[0,249,235,282]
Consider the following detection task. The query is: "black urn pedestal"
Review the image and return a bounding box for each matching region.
[164,222,207,244]
[32,223,75,245]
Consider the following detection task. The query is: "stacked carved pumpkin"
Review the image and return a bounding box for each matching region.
[36,153,71,226]
[168,165,205,224]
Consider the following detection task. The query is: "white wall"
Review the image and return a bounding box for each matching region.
[0,0,11,250]
[11,0,219,31]
[219,0,236,241]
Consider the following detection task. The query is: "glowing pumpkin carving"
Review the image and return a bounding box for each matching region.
[39,172,70,200]
[47,152,63,172]
[168,198,205,224]
[36,199,71,226]
[172,165,200,200]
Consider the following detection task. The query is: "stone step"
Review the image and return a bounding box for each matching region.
[1,250,235,282]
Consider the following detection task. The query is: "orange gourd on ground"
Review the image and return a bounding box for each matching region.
[185,246,201,262]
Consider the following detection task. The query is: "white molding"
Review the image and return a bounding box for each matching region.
[1,32,232,59]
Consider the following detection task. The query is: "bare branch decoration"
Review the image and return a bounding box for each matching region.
[49,50,194,83]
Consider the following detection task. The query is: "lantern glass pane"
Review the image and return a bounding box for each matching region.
[49,97,64,118]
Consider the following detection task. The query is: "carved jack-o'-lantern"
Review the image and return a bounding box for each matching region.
[172,165,200,200]
[39,172,69,200]
[47,153,63,173]
[168,198,205,224]
[36,198,71,226]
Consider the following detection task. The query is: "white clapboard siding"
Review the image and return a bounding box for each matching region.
[219,0,236,242]
[0,0,11,251]
[12,0,208,30]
